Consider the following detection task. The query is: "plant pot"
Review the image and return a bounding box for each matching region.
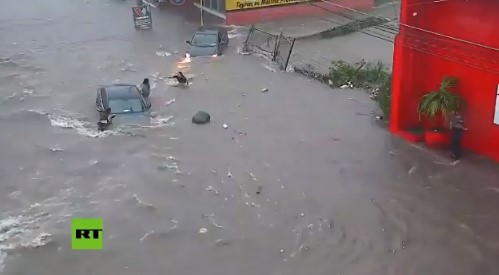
[399,127,425,142]
[408,127,425,142]
[424,128,451,148]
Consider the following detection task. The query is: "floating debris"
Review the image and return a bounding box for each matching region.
[256,186,262,195]
[155,51,172,57]
[165,98,176,106]
[208,214,223,228]
[250,202,260,208]
[140,230,155,241]
[227,172,233,178]
[199,228,208,234]
[192,111,211,124]
[215,239,231,246]
[247,171,257,181]
[50,146,64,152]
[222,123,228,129]
[408,166,417,175]
[261,88,269,93]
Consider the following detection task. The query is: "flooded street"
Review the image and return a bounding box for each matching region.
[1,0,499,274]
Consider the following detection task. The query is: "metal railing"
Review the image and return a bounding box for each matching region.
[243,25,280,59]
[243,25,296,71]
[275,34,296,71]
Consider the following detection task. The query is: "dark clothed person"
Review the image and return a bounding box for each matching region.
[450,112,467,160]
[99,107,112,123]
[140,78,151,98]
[168,72,188,85]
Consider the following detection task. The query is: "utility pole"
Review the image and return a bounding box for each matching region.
[200,0,204,26]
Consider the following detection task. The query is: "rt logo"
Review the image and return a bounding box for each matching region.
[71,218,103,250]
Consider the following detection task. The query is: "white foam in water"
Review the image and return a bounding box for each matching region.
[227,25,248,39]
[262,63,277,72]
[165,98,175,106]
[228,29,244,39]
[0,213,53,271]
[146,115,174,128]
[236,47,273,62]
[155,51,172,57]
[48,113,117,138]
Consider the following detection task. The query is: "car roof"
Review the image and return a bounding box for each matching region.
[104,84,141,100]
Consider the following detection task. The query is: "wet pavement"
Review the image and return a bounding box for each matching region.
[1,0,499,274]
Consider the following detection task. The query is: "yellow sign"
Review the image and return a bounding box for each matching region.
[226,0,306,11]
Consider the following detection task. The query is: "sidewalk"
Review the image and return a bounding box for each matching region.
[250,4,399,76]
[254,3,400,39]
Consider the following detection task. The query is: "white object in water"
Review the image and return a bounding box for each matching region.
[199,228,208,234]
[222,124,228,129]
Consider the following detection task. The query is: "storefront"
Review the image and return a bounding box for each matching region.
[201,0,226,17]
[390,0,499,161]
[226,0,374,25]
[193,0,375,25]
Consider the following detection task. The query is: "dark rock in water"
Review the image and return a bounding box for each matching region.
[192,111,210,124]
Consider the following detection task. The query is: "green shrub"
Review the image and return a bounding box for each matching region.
[328,60,357,86]
[328,59,392,119]
[377,76,392,118]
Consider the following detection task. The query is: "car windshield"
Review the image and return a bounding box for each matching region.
[191,33,217,47]
[108,98,144,114]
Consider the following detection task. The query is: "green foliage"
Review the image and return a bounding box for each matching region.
[377,76,392,118]
[327,59,392,119]
[329,60,357,86]
[417,76,463,121]
[328,60,390,90]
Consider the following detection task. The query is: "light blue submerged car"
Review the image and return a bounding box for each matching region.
[95,84,151,130]
[185,26,229,58]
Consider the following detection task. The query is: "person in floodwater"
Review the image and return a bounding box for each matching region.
[449,111,468,160]
[139,78,151,107]
[98,107,115,131]
[99,107,112,122]
[140,78,150,98]
[168,71,188,86]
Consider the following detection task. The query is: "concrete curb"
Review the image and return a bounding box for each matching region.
[293,16,391,40]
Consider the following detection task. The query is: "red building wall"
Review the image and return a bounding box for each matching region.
[226,0,374,25]
[391,0,499,161]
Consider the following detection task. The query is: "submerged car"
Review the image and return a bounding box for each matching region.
[185,26,229,57]
[95,84,151,128]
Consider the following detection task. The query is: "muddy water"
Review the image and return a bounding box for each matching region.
[1,0,499,274]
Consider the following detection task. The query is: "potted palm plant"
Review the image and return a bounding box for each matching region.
[417,76,463,147]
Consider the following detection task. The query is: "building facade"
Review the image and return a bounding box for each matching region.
[225,0,374,25]
[390,0,499,161]
[193,0,375,25]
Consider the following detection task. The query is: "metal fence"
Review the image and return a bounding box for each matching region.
[275,34,296,71]
[243,25,296,71]
[243,25,279,59]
